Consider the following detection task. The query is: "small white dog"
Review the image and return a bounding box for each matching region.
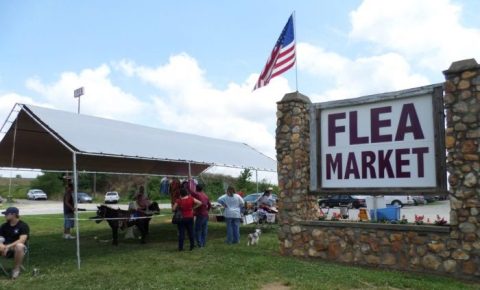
[247,229,262,246]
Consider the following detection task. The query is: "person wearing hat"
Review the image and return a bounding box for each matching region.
[256,187,278,220]
[0,207,29,279]
[257,188,275,208]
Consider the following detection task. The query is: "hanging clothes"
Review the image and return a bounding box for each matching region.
[188,179,196,194]
[170,178,181,205]
[160,178,170,195]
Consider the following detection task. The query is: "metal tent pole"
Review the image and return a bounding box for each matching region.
[7,120,18,203]
[72,153,81,269]
[93,173,97,199]
[255,169,259,193]
[188,163,192,179]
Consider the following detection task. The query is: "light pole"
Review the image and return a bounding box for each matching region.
[73,87,84,114]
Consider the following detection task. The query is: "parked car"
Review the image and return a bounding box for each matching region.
[77,192,93,203]
[104,191,120,204]
[412,195,427,205]
[318,195,366,209]
[424,195,439,203]
[27,189,48,200]
[383,195,415,207]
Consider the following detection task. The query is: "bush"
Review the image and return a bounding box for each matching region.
[30,172,64,199]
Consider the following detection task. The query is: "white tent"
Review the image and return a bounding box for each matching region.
[0,104,277,268]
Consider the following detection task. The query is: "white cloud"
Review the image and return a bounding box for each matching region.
[114,54,291,158]
[0,92,39,117]
[0,56,285,181]
[298,43,429,101]
[25,64,146,121]
[5,0,477,182]
[0,92,50,135]
[350,0,480,70]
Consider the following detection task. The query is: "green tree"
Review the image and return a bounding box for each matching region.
[236,168,256,194]
[77,173,110,198]
[31,172,64,199]
[146,176,161,200]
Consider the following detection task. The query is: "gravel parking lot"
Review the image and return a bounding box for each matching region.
[1,199,171,216]
[321,200,451,223]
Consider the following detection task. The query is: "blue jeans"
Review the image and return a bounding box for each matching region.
[64,213,74,229]
[177,218,194,251]
[225,217,241,244]
[195,215,209,247]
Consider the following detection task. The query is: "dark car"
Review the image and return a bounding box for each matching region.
[77,192,93,203]
[318,195,367,209]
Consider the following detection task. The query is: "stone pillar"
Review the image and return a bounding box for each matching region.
[276,92,320,256]
[443,59,480,277]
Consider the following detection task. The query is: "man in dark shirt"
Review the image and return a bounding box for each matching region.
[0,207,29,279]
[63,184,75,239]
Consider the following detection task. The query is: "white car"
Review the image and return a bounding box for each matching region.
[384,195,415,207]
[104,191,120,204]
[27,189,48,200]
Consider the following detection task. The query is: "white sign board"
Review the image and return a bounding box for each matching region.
[310,84,446,194]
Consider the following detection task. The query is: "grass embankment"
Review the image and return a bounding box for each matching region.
[0,213,477,290]
[0,178,32,200]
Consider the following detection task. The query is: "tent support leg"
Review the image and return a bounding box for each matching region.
[255,170,259,193]
[93,173,96,199]
[188,163,192,179]
[72,153,81,269]
[7,120,18,203]
[7,120,17,203]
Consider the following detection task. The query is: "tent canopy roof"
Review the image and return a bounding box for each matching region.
[0,104,277,176]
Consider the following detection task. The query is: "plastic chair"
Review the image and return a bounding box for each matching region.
[0,242,29,276]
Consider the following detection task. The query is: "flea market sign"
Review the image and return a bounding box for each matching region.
[309,84,447,194]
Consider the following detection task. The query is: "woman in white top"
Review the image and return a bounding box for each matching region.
[217,186,245,244]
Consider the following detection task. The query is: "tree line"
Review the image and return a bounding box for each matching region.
[29,169,278,201]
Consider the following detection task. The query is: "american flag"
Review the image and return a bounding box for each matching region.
[254,14,296,91]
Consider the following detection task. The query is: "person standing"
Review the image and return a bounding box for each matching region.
[172,188,201,251]
[63,183,75,239]
[0,207,29,279]
[217,186,245,244]
[192,184,211,248]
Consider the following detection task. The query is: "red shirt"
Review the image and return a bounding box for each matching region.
[176,196,194,219]
[191,191,211,217]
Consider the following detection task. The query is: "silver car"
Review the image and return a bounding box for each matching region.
[27,189,48,200]
[104,191,120,204]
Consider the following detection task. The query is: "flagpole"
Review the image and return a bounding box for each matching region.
[293,10,299,92]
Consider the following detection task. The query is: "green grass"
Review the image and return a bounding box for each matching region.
[0,213,478,290]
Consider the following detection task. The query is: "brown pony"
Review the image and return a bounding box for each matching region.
[93,202,160,245]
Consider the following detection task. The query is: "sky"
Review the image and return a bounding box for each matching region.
[0,0,479,181]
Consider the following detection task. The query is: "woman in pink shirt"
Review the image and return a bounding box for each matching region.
[172,188,201,251]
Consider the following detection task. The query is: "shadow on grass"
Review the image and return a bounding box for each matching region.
[21,213,279,269]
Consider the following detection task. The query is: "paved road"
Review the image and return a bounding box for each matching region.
[322,200,451,223]
[2,199,450,223]
[1,199,172,216]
